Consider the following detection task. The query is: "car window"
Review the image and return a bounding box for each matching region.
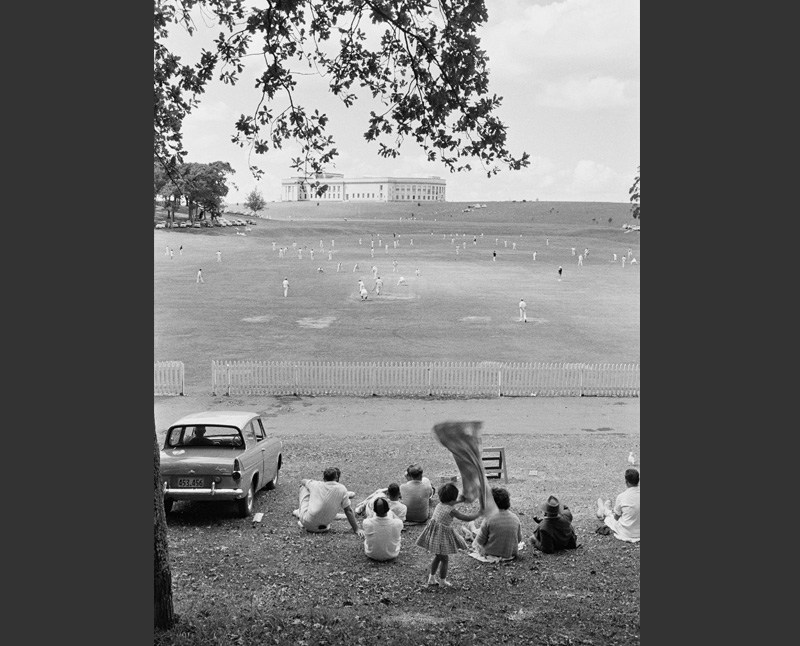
[256,418,267,439]
[250,420,264,442]
[167,425,243,448]
[242,422,256,443]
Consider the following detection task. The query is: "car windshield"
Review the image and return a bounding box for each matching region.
[166,425,244,448]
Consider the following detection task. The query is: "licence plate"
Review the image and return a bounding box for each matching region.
[177,477,205,488]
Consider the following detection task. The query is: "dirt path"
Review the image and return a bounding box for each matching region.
[155,394,639,442]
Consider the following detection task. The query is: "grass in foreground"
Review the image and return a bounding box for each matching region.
[156,416,640,646]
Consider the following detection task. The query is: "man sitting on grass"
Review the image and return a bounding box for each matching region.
[362,497,403,561]
[293,467,364,537]
[529,495,578,553]
[473,487,523,561]
[596,468,640,543]
[400,464,436,523]
[355,482,407,522]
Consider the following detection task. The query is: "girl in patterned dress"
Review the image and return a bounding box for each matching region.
[416,482,481,586]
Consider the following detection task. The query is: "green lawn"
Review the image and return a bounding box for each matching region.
[155,200,640,392]
[155,200,641,644]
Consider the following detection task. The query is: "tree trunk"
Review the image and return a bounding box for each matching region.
[154,423,175,629]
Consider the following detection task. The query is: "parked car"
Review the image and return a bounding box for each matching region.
[160,411,282,517]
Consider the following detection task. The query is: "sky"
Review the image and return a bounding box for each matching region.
[164,0,639,205]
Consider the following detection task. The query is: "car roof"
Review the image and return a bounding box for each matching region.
[168,411,259,429]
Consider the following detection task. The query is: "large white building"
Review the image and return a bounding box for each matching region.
[281,173,446,202]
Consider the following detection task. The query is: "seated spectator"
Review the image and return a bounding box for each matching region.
[293,467,364,537]
[356,482,408,523]
[529,495,578,553]
[362,497,403,561]
[385,482,407,522]
[474,487,522,560]
[596,468,640,543]
[186,426,214,446]
[399,464,436,523]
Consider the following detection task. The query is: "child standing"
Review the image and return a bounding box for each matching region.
[415,482,481,587]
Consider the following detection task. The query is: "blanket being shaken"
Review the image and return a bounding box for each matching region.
[432,421,499,517]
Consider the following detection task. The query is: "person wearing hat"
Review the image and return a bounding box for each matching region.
[529,495,578,554]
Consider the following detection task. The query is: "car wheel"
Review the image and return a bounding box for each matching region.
[237,481,255,517]
[266,469,281,490]
[265,460,281,490]
[164,498,173,514]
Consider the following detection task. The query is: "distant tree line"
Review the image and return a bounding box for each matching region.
[154,160,235,222]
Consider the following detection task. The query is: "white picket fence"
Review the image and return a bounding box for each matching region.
[154,361,185,396]
[210,360,639,398]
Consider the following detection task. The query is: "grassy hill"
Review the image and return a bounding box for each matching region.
[155,201,640,392]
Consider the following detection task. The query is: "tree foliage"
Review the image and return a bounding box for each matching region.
[244,188,267,215]
[155,160,235,220]
[154,0,530,195]
[629,165,640,219]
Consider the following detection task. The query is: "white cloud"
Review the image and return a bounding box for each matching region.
[537,76,634,110]
[187,100,233,123]
[482,0,640,86]
[567,160,626,199]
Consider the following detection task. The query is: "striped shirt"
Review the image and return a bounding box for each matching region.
[475,510,522,559]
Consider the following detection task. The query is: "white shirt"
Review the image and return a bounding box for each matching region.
[519,300,526,310]
[613,486,640,541]
[363,515,403,561]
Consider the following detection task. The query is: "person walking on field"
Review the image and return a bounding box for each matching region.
[375,276,383,295]
[196,268,204,283]
[558,266,563,281]
[282,277,289,297]
[519,299,527,322]
[216,250,222,262]
[179,245,183,256]
[578,254,583,267]
[492,250,497,262]
[169,248,174,259]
